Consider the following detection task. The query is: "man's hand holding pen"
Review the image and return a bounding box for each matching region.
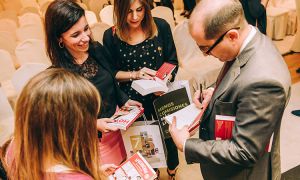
[193,85,214,109]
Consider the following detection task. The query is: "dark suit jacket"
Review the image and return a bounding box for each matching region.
[240,0,267,34]
[185,29,291,179]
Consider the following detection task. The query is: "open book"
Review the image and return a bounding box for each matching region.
[153,87,191,139]
[108,106,144,130]
[109,152,157,180]
[163,103,205,133]
[131,62,176,96]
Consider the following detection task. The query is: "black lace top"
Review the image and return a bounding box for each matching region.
[69,56,120,118]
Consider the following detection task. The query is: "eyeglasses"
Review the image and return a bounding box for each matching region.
[198,27,240,55]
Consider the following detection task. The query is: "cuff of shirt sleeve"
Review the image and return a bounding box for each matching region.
[183,139,187,162]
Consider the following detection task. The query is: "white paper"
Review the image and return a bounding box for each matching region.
[131,79,168,96]
[164,103,201,129]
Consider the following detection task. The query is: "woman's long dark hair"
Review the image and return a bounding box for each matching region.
[45,0,85,68]
[114,0,157,41]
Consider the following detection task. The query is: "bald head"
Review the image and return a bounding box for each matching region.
[189,0,246,40]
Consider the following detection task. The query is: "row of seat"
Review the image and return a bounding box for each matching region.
[0,16,223,107]
[0,62,48,146]
[0,2,221,101]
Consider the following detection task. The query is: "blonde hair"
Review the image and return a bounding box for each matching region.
[9,68,101,179]
[113,0,158,41]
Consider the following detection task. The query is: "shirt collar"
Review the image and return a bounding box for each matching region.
[238,25,256,55]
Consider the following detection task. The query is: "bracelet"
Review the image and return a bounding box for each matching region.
[129,71,133,81]
[132,71,137,80]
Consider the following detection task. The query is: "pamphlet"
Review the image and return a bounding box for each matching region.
[109,106,144,130]
[109,152,157,180]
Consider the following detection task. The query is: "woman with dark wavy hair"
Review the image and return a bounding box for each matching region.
[44,0,141,165]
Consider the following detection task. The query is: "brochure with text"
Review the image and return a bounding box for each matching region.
[109,106,144,130]
[109,152,157,180]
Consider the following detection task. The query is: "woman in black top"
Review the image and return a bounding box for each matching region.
[44,0,141,165]
[103,0,179,178]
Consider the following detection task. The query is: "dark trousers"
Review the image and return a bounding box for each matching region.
[161,0,174,14]
[165,137,179,170]
[183,0,196,11]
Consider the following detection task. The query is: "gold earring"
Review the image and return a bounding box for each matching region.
[59,41,64,48]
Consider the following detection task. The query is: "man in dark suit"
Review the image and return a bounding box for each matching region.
[169,0,291,179]
[240,0,267,34]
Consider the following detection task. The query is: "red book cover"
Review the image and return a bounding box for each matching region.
[214,115,236,140]
[109,106,144,130]
[109,152,157,180]
[155,62,176,80]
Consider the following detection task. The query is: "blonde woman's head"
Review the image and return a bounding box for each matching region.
[10,68,101,179]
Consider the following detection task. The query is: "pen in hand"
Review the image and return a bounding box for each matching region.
[199,83,204,104]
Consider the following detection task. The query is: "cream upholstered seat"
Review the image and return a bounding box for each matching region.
[99,5,114,26]
[20,0,39,8]
[0,31,17,56]
[266,7,290,40]
[18,12,43,27]
[17,13,44,41]
[0,87,14,146]
[0,30,19,68]
[16,24,45,42]
[11,63,48,94]
[0,49,17,106]
[88,0,108,21]
[90,22,110,44]
[39,0,53,17]
[291,0,300,52]
[19,6,41,16]
[1,0,22,13]
[0,2,4,12]
[0,49,15,82]
[77,2,88,10]
[0,19,17,43]
[0,18,17,34]
[85,10,98,26]
[151,6,175,30]
[173,20,223,93]
[268,0,297,36]
[0,10,19,24]
[15,39,51,66]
